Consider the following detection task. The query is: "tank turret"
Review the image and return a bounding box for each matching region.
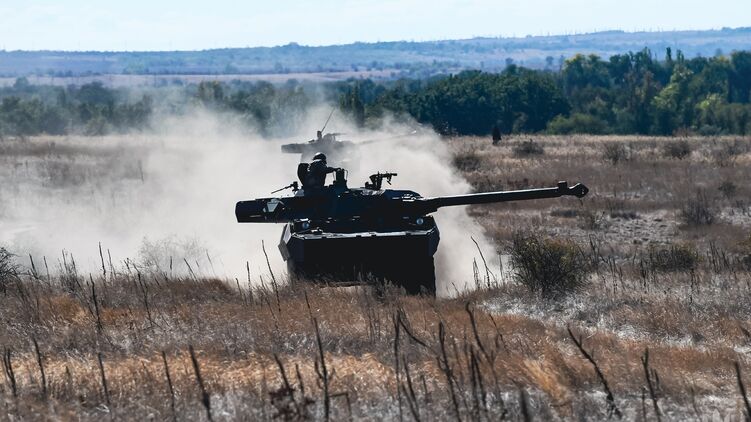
[281,111,357,161]
[236,170,588,294]
[281,132,356,161]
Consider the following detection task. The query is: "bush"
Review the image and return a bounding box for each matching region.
[662,139,691,160]
[0,247,19,293]
[609,210,639,220]
[513,140,545,157]
[578,209,608,230]
[546,113,609,134]
[679,192,717,226]
[602,142,629,165]
[742,234,751,270]
[509,232,590,298]
[647,243,700,273]
[718,180,737,199]
[741,234,751,252]
[549,209,579,218]
[711,141,745,167]
[138,235,205,275]
[452,149,481,171]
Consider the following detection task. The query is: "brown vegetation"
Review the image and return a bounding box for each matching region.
[1,134,751,420]
[0,249,750,420]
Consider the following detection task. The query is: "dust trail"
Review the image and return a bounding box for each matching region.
[0,109,295,280]
[292,111,501,295]
[0,107,499,295]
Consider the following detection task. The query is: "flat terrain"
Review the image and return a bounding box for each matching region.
[2,27,750,80]
[0,70,397,88]
[1,135,751,420]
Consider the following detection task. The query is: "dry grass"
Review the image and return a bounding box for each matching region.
[1,134,751,420]
[1,264,750,420]
[452,135,751,250]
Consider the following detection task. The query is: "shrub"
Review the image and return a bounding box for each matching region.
[138,235,205,274]
[718,180,737,199]
[509,232,590,298]
[578,209,608,230]
[602,142,629,165]
[697,125,724,136]
[647,243,700,273]
[679,192,717,226]
[741,234,751,253]
[453,149,482,171]
[742,234,751,270]
[549,209,579,218]
[546,113,609,134]
[609,210,639,220]
[743,255,751,271]
[0,247,19,293]
[513,140,545,157]
[662,139,691,160]
[711,141,745,167]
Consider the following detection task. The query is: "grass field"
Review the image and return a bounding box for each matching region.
[1,134,751,420]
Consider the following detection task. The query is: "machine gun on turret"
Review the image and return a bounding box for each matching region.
[364,172,398,190]
[271,181,299,194]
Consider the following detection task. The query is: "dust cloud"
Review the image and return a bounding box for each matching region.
[0,107,499,296]
[322,123,500,295]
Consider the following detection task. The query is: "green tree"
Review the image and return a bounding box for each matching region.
[196,81,225,105]
[652,65,694,134]
[339,83,365,127]
[730,51,751,103]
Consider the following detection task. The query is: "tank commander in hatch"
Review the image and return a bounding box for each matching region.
[303,152,339,189]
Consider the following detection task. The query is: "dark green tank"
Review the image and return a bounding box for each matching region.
[236,169,588,294]
[280,132,355,161]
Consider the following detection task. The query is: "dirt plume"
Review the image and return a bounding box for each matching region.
[0,108,498,295]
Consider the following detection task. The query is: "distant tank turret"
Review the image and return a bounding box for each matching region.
[281,131,355,161]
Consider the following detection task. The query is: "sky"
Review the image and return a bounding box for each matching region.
[0,0,749,51]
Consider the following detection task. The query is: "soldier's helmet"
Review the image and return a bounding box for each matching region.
[313,152,327,161]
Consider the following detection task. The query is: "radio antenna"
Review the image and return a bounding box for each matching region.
[320,108,335,133]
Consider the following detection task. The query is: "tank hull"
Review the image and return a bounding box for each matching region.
[279,223,439,293]
[236,176,590,295]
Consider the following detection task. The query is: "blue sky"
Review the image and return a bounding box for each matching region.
[1,0,749,51]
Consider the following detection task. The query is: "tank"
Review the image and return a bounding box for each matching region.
[281,132,356,161]
[235,169,589,294]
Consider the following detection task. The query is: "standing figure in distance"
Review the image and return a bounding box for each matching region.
[492,125,502,145]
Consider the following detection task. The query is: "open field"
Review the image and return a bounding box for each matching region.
[1,135,751,420]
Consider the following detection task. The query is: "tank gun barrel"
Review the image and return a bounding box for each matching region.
[421,181,588,212]
[235,181,588,224]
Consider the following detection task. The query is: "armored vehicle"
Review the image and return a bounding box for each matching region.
[235,169,588,294]
[281,110,356,161]
[281,131,355,161]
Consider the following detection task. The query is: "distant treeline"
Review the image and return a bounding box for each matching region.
[2,28,750,76]
[1,48,750,138]
[345,48,751,136]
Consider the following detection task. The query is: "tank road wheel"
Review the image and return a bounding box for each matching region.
[399,257,436,295]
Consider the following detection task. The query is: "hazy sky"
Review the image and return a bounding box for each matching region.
[1,0,749,51]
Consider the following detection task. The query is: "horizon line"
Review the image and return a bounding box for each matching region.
[1,25,748,54]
